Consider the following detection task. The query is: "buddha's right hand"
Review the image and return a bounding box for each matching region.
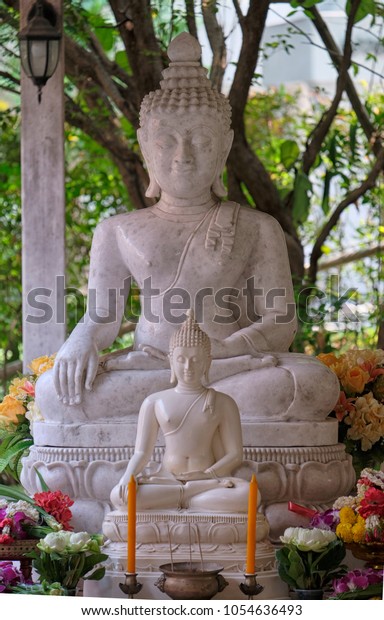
[53,337,99,405]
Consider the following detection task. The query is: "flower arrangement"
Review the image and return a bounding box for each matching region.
[331,467,384,545]
[0,561,26,592]
[330,568,383,599]
[318,349,384,472]
[0,484,73,543]
[28,530,108,591]
[0,355,55,482]
[276,527,346,591]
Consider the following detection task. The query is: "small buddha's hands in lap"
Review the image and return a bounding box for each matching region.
[102,346,168,372]
[53,336,99,405]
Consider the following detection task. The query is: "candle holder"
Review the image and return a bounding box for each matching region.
[119,572,143,598]
[239,573,264,599]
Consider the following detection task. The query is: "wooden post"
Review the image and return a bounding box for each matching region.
[20,0,66,371]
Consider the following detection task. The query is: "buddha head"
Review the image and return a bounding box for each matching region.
[138,32,233,201]
[169,309,212,386]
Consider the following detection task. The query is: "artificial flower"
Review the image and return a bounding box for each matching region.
[28,355,56,377]
[331,568,383,599]
[279,526,337,552]
[341,366,370,395]
[309,508,340,531]
[358,487,384,519]
[9,377,35,401]
[33,490,73,531]
[0,561,25,592]
[32,531,107,590]
[25,401,44,424]
[0,395,26,425]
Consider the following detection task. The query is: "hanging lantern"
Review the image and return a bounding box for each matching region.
[19,0,62,103]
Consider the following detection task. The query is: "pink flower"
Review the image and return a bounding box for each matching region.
[20,380,35,397]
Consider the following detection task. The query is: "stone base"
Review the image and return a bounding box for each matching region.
[84,540,289,600]
[32,418,338,447]
[21,442,355,538]
[103,511,270,544]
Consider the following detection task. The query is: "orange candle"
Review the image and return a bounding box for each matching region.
[246,474,258,574]
[127,475,136,573]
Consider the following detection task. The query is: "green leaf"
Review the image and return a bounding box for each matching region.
[95,27,114,52]
[280,140,300,170]
[292,170,312,225]
[321,170,333,215]
[115,50,130,72]
[85,566,106,581]
[346,0,376,23]
[34,467,50,492]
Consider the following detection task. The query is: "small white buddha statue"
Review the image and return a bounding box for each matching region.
[110,311,256,513]
[35,32,339,436]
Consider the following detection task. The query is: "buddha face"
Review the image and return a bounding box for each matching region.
[170,345,211,388]
[138,114,233,200]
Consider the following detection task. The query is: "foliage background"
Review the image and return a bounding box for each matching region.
[0,0,383,396]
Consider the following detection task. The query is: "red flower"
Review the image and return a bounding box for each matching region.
[0,534,14,544]
[358,488,384,519]
[33,490,74,530]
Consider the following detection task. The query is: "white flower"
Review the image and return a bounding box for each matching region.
[25,401,44,424]
[68,532,91,552]
[280,527,337,552]
[6,500,39,522]
[38,531,72,553]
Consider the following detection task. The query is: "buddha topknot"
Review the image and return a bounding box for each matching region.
[139,32,231,134]
[169,309,211,357]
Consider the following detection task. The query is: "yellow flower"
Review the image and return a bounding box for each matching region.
[28,354,56,377]
[352,516,366,543]
[341,365,370,394]
[336,523,354,543]
[345,392,384,451]
[0,395,26,425]
[339,506,357,525]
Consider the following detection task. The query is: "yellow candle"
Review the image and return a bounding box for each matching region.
[246,474,258,574]
[127,475,136,574]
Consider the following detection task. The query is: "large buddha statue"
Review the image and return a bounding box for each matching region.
[109,311,256,514]
[35,32,339,435]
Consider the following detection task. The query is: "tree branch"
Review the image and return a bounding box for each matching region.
[202,0,227,91]
[108,0,164,101]
[309,5,383,157]
[301,0,360,175]
[185,0,198,39]
[308,148,384,283]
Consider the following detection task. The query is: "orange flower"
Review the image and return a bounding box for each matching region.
[341,366,370,394]
[0,395,26,425]
[28,355,56,377]
[317,353,338,367]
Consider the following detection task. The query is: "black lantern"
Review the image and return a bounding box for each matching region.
[19,0,62,103]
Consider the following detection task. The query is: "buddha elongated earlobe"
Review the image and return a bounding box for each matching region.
[212,130,234,198]
[138,129,161,198]
[146,173,161,198]
[212,173,227,198]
